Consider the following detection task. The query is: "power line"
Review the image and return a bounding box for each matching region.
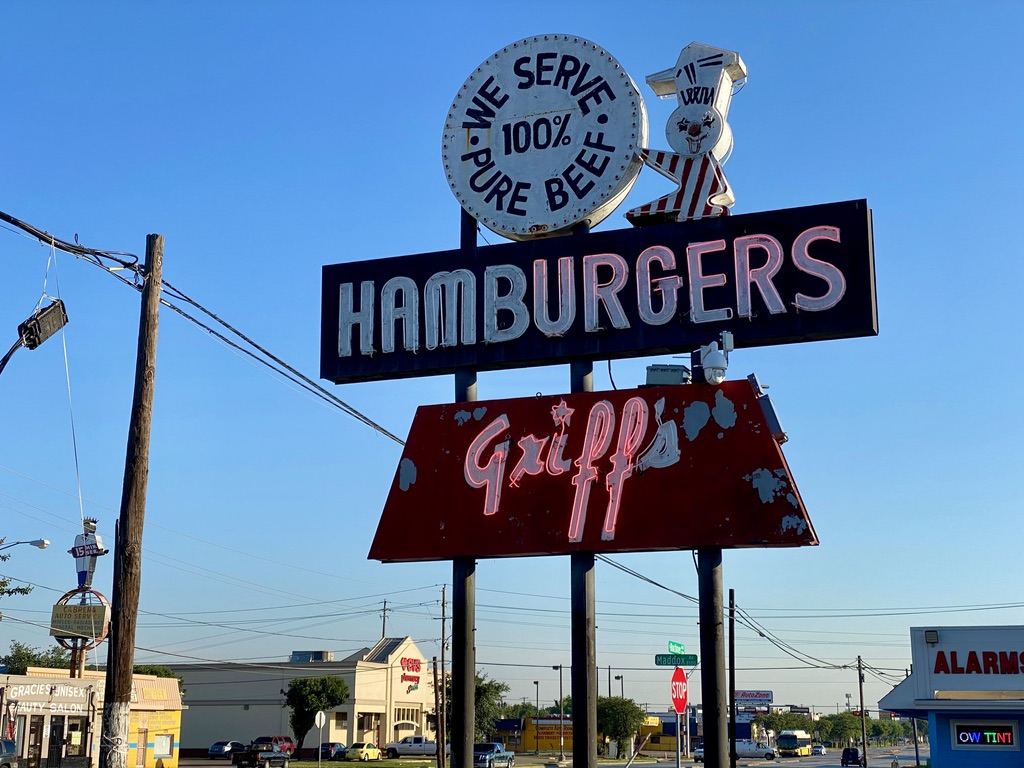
[0,209,403,444]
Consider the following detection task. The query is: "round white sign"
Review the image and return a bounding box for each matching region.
[442,34,647,241]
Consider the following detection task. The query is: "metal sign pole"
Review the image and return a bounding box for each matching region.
[675,713,681,768]
[316,710,325,768]
[451,209,478,768]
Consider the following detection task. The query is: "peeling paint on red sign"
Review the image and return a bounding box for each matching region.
[369,380,816,562]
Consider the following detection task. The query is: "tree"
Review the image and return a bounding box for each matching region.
[1,640,71,675]
[596,696,646,758]
[502,702,539,720]
[545,695,572,716]
[753,711,814,741]
[284,677,349,755]
[815,713,862,746]
[901,718,927,740]
[0,540,34,599]
[444,673,510,740]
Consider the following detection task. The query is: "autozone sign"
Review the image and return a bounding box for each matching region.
[321,200,875,384]
[735,690,774,704]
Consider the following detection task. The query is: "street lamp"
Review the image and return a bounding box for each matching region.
[0,539,50,552]
[555,665,566,761]
[614,674,624,698]
[0,300,69,377]
[533,681,540,755]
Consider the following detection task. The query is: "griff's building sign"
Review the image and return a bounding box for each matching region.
[322,199,875,383]
[369,380,817,562]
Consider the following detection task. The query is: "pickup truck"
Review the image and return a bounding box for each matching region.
[232,744,290,768]
[385,736,437,759]
[473,743,514,768]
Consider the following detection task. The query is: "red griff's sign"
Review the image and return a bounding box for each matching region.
[369,380,817,562]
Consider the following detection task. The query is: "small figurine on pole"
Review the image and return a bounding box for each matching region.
[53,519,111,678]
[69,517,108,588]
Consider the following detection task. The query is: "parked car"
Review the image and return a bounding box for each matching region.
[232,744,290,768]
[473,743,514,768]
[841,746,862,766]
[1,738,19,768]
[385,735,436,759]
[209,742,247,760]
[812,744,827,755]
[320,743,347,761]
[692,746,704,762]
[251,737,295,757]
[346,743,382,761]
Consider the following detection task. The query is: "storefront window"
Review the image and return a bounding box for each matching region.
[15,716,27,755]
[153,734,173,759]
[65,718,88,758]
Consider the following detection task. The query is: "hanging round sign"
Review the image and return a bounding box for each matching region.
[442,34,647,241]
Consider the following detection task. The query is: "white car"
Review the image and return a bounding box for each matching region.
[812,744,827,755]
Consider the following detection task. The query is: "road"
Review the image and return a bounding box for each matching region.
[661,744,927,767]
[181,745,929,768]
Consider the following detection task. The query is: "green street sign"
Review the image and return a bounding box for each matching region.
[668,641,685,654]
[655,653,698,667]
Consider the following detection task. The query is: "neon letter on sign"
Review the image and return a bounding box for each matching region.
[602,397,649,540]
[464,415,511,516]
[568,401,615,542]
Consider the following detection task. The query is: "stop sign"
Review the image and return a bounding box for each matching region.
[670,667,688,714]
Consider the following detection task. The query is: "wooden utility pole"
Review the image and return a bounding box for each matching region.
[432,657,442,768]
[858,655,869,767]
[729,589,736,768]
[439,585,447,768]
[100,234,163,768]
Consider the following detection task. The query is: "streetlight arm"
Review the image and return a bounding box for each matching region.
[0,339,24,377]
[0,539,50,552]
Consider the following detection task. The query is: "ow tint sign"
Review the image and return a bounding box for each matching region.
[369,380,817,562]
[952,722,1018,751]
[321,199,875,384]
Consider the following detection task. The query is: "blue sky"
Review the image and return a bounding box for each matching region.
[2,0,1022,716]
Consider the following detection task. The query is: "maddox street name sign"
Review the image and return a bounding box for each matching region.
[656,654,698,666]
[321,199,875,384]
[442,35,647,241]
